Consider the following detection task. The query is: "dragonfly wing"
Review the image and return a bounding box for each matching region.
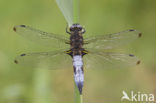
[84,29,142,50]
[13,25,69,49]
[83,50,140,70]
[14,50,72,69]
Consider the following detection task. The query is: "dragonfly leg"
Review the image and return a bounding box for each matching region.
[82,49,88,56]
[65,50,73,57]
[81,28,86,34]
[66,26,71,34]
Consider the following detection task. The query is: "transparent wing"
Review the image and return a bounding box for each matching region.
[84,29,142,50]
[56,0,73,26]
[83,50,140,70]
[14,50,72,69]
[13,25,69,49]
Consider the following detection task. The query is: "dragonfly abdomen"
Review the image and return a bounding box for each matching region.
[73,55,84,94]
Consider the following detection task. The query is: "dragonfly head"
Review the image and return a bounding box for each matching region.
[70,24,83,32]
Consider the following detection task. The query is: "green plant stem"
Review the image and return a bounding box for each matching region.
[73,0,79,23]
[74,84,83,103]
[80,94,83,103]
[73,0,83,103]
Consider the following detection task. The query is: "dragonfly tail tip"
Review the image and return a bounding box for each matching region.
[78,86,83,95]
[77,82,83,95]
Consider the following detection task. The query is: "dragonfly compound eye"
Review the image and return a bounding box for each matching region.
[78,27,82,31]
[76,24,82,31]
[70,28,74,31]
[70,26,75,31]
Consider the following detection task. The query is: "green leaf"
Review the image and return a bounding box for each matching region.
[56,0,73,26]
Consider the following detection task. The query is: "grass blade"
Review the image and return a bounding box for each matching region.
[73,0,79,23]
[72,0,82,103]
[56,0,82,102]
[56,0,73,26]
[74,84,83,103]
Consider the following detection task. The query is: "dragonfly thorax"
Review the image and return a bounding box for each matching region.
[65,24,87,57]
[67,24,85,56]
[70,31,84,54]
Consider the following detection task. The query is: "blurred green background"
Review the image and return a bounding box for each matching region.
[0,0,156,103]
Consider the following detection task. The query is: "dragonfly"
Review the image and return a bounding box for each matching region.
[13,24,141,94]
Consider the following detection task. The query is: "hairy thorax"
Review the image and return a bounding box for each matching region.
[70,32,84,55]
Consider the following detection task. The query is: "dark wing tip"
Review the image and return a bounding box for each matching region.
[13,27,16,32]
[14,60,18,64]
[128,54,141,65]
[138,33,142,38]
[13,25,26,32]
[129,29,142,38]
[129,29,136,32]
[20,25,26,27]
[136,60,141,65]
[129,54,135,57]
[20,53,26,56]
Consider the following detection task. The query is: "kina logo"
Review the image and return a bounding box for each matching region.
[121,90,154,102]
